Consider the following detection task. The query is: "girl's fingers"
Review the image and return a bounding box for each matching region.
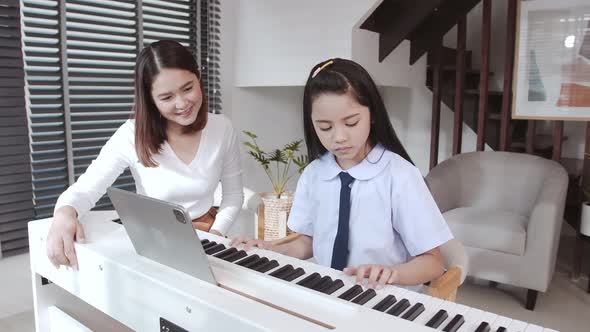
[376,268,392,290]
[367,265,383,289]
[387,269,399,284]
[355,265,370,284]
[229,235,250,247]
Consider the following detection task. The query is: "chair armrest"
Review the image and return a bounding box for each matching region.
[271,233,301,246]
[440,239,468,284]
[525,165,568,286]
[426,266,462,301]
[425,160,461,213]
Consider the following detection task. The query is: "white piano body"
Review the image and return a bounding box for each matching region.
[28,211,557,332]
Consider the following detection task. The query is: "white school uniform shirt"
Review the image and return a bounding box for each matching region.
[288,144,453,291]
[55,113,244,235]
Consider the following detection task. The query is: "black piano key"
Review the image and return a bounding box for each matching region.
[475,322,491,332]
[442,314,465,332]
[401,303,425,321]
[247,257,269,270]
[242,256,266,269]
[372,295,397,312]
[296,272,321,287]
[338,285,363,301]
[351,289,377,305]
[315,278,336,293]
[255,259,279,273]
[235,254,260,267]
[495,328,507,332]
[425,309,448,328]
[283,267,306,282]
[305,275,327,289]
[200,239,210,245]
[204,243,226,255]
[214,247,237,259]
[269,264,294,278]
[223,250,248,262]
[311,276,333,291]
[322,279,344,295]
[202,241,217,250]
[386,298,411,317]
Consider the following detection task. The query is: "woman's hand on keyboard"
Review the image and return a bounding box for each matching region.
[230,236,274,252]
[344,265,399,290]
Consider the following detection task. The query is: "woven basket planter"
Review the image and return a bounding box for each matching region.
[258,192,294,241]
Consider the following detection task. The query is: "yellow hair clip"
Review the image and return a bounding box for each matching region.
[312,60,334,78]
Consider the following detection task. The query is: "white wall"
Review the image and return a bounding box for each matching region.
[221,0,578,195]
[234,0,376,87]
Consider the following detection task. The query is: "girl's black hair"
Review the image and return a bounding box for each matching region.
[302,58,413,165]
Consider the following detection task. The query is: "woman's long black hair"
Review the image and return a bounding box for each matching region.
[302,58,413,165]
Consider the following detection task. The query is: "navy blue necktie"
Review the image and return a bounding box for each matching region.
[331,172,355,270]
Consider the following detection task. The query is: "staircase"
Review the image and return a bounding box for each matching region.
[424,47,559,157]
[360,0,566,162]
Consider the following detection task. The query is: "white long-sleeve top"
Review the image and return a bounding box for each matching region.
[55,113,244,235]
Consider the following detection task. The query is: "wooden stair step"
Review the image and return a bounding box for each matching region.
[511,134,567,150]
[426,65,494,76]
[464,89,502,97]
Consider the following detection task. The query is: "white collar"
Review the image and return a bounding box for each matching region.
[318,144,392,181]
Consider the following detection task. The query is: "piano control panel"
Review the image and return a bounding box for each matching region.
[160,317,189,332]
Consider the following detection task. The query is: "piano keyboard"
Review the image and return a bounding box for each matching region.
[198,233,558,332]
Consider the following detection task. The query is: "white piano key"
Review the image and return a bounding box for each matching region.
[478,310,499,330]
[507,319,529,332]
[456,307,485,332]
[490,315,513,332]
[523,324,544,332]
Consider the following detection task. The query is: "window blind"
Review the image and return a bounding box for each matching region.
[16,0,217,256]
[0,0,34,257]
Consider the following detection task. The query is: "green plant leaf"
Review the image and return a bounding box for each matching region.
[242,141,262,154]
[269,149,287,164]
[248,151,269,166]
[293,155,309,174]
[242,130,257,139]
[284,140,302,152]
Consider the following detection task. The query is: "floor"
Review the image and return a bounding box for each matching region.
[1,223,589,332]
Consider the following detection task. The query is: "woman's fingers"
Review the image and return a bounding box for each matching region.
[63,236,78,270]
[47,237,69,268]
[75,222,86,244]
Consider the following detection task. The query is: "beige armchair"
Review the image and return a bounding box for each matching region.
[425,151,568,310]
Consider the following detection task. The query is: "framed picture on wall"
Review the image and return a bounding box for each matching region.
[513,0,590,120]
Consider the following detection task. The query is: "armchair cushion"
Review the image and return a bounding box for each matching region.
[444,207,528,256]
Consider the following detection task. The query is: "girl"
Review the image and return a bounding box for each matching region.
[47,40,244,270]
[232,58,452,292]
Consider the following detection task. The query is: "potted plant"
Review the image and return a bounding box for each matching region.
[242,130,308,240]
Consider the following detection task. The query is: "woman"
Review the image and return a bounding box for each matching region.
[46,40,243,270]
